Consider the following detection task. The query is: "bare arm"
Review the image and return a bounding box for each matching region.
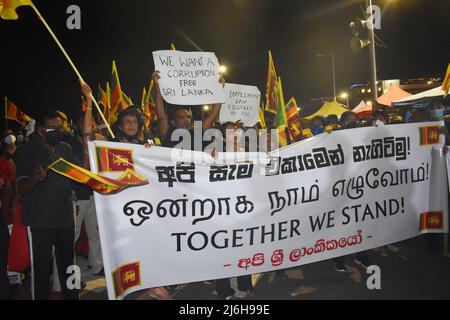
[203,76,225,131]
[81,83,96,169]
[153,71,170,141]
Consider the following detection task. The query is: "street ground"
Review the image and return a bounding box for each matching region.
[10,235,450,300]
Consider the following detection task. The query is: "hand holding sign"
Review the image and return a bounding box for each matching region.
[220,83,261,127]
[152,70,161,84]
[152,50,225,106]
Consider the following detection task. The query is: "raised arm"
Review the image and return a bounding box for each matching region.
[153,71,170,141]
[80,83,96,169]
[203,76,225,131]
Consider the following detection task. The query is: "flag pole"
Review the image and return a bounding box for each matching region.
[29,2,115,139]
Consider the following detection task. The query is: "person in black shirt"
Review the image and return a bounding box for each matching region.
[16,87,90,300]
[69,115,104,276]
[152,71,223,151]
[340,111,360,129]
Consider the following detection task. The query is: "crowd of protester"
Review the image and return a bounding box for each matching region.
[0,75,449,301]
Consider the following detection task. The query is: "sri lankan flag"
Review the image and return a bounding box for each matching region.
[278,127,289,148]
[141,86,150,129]
[302,128,313,139]
[81,96,99,132]
[50,158,148,195]
[104,168,148,187]
[56,110,70,134]
[285,97,302,141]
[112,262,141,298]
[122,91,133,109]
[0,0,32,20]
[259,106,266,129]
[265,51,279,115]
[98,84,110,123]
[141,87,147,111]
[110,61,123,124]
[96,146,134,173]
[5,97,33,126]
[442,63,450,97]
[419,126,441,146]
[144,80,158,130]
[419,211,444,232]
[274,77,291,148]
[98,85,109,110]
[105,83,111,123]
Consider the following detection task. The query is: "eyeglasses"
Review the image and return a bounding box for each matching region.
[122,119,138,126]
[45,126,64,132]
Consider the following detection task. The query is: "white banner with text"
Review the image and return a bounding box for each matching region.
[88,122,448,300]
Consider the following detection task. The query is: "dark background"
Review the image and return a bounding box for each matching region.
[0,0,449,121]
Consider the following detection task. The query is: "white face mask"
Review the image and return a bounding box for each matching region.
[3,134,16,145]
[25,119,36,137]
[374,119,385,127]
[16,135,24,144]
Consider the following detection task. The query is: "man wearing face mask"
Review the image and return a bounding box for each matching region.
[14,129,25,147]
[340,111,359,130]
[15,106,90,300]
[428,101,450,149]
[429,102,446,121]
[372,110,389,127]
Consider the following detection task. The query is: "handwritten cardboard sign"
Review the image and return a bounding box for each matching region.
[153,50,225,106]
[220,83,261,127]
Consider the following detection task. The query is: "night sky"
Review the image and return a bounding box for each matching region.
[0,0,449,122]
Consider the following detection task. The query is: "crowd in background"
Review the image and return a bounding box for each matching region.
[1,75,449,301]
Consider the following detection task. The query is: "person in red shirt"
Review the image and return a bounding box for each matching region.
[0,138,15,218]
[0,141,16,299]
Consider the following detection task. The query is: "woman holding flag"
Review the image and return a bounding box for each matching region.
[82,85,172,300]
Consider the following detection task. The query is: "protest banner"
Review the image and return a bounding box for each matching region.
[87,122,448,300]
[219,83,261,127]
[152,50,225,106]
[447,152,450,197]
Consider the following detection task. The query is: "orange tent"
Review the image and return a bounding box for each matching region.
[377,85,412,107]
[353,100,373,115]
